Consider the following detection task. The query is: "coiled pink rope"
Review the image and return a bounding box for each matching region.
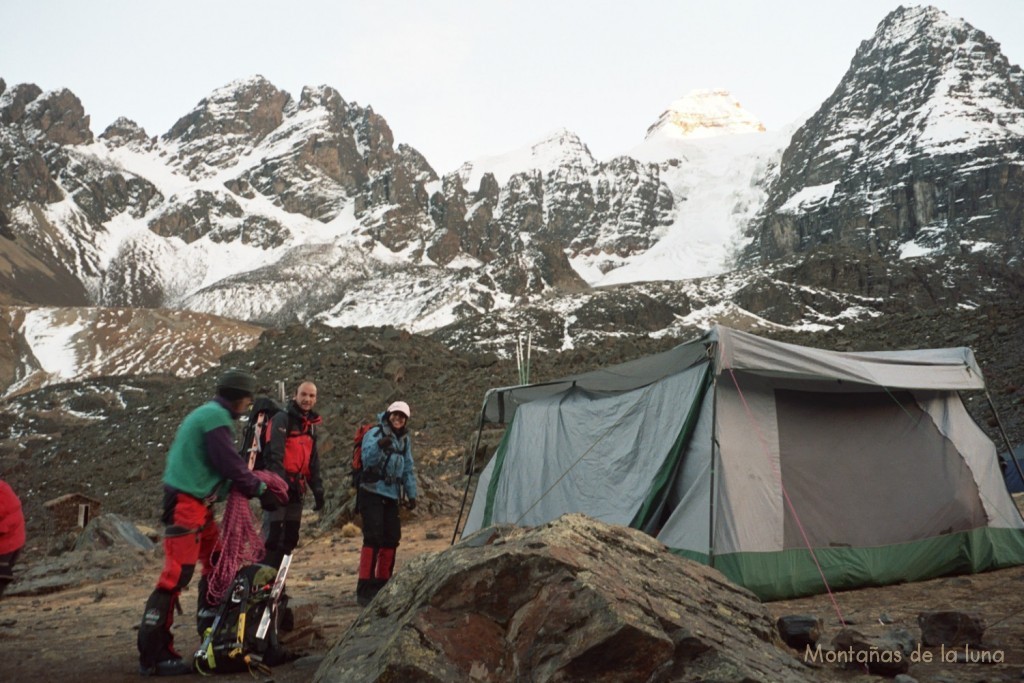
[206,470,289,604]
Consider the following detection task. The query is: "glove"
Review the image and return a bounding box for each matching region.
[259,487,281,511]
[405,498,417,511]
[377,435,393,451]
[313,489,325,512]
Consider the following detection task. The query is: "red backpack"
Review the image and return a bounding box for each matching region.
[350,421,379,487]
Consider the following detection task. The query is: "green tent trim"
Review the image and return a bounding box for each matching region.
[630,364,712,532]
[481,421,516,528]
[671,526,1024,601]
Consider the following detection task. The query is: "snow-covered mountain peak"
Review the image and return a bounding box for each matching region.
[645,89,766,142]
[853,5,1024,151]
[455,127,596,190]
[741,4,1024,266]
[871,5,964,52]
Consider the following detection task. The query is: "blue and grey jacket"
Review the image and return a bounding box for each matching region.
[359,412,417,501]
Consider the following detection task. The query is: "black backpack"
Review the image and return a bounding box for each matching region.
[240,398,283,470]
[193,563,289,675]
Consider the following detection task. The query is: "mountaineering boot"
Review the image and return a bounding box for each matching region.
[138,589,184,674]
[356,546,376,606]
[139,658,193,676]
[360,578,388,606]
[356,582,372,607]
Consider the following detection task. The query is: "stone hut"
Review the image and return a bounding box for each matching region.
[43,492,103,533]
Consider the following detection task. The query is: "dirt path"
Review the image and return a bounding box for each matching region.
[0,513,459,683]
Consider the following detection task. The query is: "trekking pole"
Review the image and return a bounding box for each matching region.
[515,335,524,385]
[277,380,286,403]
[525,331,532,385]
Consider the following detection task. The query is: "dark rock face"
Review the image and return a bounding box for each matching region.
[148,190,244,244]
[426,173,475,265]
[22,88,93,146]
[239,85,371,221]
[576,155,675,256]
[571,289,678,333]
[314,514,815,683]
[165,75,290,178]
[744,6,1024,265]
[99,117,151,147]
[0,84,100,305]
[209,214,289,249]
[1,84,69,206]
[58,152,163,226]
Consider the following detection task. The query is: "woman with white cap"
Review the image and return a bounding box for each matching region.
[356,400,418,606]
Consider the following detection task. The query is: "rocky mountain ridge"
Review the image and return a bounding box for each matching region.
[743,5,1024,266]
[1,8,1019,365]
[0,6,1022,450]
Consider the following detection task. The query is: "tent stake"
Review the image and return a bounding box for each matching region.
[984,389,1024,486]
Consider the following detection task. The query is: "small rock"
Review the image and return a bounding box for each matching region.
[776,615,822,649]
[917,611,986,647]
[832,628,910,676]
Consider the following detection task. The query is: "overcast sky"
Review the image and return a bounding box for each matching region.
[2,1,1021,174]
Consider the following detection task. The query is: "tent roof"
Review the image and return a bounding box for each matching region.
[482,325,986,424]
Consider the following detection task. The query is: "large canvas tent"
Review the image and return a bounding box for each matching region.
[459,325,1024,600]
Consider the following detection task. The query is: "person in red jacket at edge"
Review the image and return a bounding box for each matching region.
[262,379,325,569]
[0,478,26,599]
[136,369,287,677]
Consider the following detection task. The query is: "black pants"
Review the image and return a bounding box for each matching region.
[0,548,21,599]
[263,498,303,569]
[359,491,401,548]
[356,491,401,605]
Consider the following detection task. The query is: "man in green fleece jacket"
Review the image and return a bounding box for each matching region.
[137,368,286,677]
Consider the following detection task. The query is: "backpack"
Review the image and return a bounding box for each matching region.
[350,421,379,488]
[240,398,283,470]
[193,563,289,675]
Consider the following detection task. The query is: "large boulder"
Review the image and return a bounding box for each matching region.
[314,514,817,682]
[73,513,155,552]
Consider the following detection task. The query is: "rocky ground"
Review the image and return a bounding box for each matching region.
[0,301,1023,680]
[3,507,1024,682]
[0,510,461,683]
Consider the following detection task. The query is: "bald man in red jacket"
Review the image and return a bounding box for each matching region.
[0,478,26,598]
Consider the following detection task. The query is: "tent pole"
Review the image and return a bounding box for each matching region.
[708,344,719,567]
[452,391,493,545]
[984,389,1024,484]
